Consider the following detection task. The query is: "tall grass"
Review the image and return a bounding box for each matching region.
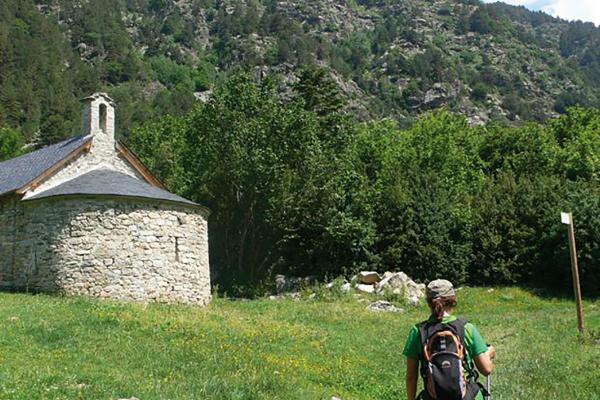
[0,288,598,399]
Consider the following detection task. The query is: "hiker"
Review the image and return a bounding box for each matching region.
[403,279,496,400]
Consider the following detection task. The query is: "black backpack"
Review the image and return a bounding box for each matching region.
[417,318,483,400]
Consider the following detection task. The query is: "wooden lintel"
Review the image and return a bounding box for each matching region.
[116,142,166,189]
[16,138,93,195]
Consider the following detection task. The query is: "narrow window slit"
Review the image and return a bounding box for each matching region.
[99,104,107,133]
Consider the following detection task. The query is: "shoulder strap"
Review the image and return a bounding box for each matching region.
[417,320,444,347]
[451,317,481,382]
[417,321,429,347]
[449,317,468,342]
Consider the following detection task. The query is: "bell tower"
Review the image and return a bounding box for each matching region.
[81,92,116,154]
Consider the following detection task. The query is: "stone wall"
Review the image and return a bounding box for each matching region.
[0,196,210,305]
[0,195,19,285]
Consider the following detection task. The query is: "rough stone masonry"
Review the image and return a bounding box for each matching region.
[0,93,211,305]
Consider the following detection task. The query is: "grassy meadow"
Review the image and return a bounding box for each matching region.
[0,287,598,399]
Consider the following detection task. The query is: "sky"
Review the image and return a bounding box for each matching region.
[481,0,600,26]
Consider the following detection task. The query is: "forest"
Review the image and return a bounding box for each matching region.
[126,69,600,296]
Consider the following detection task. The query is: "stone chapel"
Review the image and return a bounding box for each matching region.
[0,93,211,305]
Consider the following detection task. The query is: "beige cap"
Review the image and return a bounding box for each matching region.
[426,279,455,299]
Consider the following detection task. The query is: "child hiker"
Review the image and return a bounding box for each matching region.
[402,279,496,400]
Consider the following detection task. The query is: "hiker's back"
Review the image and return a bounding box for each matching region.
[417,317,483,400]
[402,280,495,400]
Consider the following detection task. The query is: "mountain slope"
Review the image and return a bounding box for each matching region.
[1,0,600,144]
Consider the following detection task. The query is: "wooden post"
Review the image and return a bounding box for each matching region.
[561,212,585,334]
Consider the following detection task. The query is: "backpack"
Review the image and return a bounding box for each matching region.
[417,318,482,400]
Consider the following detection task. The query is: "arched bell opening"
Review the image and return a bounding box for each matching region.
[99,103,107,133]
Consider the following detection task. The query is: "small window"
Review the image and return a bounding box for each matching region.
[99,103,107,133]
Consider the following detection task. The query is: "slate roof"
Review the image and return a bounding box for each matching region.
[0,135,91,197]
[26,168,198,207]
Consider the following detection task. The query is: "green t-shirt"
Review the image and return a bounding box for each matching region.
[402,315,489,400]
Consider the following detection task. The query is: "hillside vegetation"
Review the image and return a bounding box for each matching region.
[3,0,600,144]
[124,72,600,296]
[2,1,600,296]
[0,289,598,399]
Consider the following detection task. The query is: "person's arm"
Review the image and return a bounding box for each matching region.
[474,345,495,376]
[465,323,496,376]
[406,357,419,400]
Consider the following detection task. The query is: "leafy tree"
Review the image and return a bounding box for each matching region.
[293,66,345,117]
[0,126,24,161]
[471,173,563,285]
[127,115,189,193]
[550,107,600,180]
[478,123,558,177]
[469,8,495,34]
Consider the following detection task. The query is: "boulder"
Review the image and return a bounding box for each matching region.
[381,271,394,280]
[367,300,404,313]
[406,280,426,299]
[327,279,350,291]
[288,292,302,300]
[357,271,381,284]
[374,272,410,293]
[356,284,375,293]
[407,296,420,306]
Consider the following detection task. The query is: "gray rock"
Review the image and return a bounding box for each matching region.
[340,282,351,292]
[375,272,410,293]
[288,292,302,300]
[367,300,404,313]
[275,274,312,294]
[356,283,375,293]
[357,271,381,284]
[407,296,420,306]
[381,271,394,279]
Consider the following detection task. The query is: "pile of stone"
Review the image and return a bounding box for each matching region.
[352,271,426,306]
[270,271,425,308]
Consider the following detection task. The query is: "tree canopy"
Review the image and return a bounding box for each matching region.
[128,71,600,297]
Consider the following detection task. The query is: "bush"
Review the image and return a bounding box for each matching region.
[471,83,489,101]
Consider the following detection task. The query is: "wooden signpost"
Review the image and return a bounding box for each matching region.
[560,212,585,334]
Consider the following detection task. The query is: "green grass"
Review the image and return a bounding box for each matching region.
[0,287,598,399]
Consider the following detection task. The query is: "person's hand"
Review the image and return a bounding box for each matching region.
[487,345,496,360]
